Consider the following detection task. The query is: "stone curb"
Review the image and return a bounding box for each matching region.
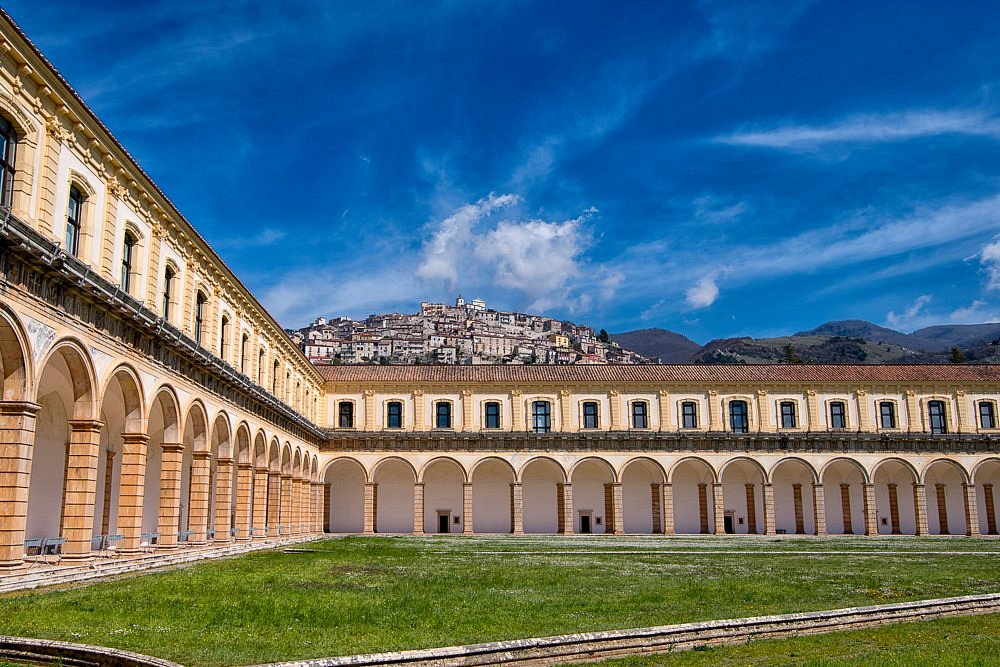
[0,536,321,594]
[250,593,1000,666]
[0,635,183,667]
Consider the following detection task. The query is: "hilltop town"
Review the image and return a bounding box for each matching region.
[289,297,651,365]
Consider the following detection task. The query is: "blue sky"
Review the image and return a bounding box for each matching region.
[10,1,1000,341]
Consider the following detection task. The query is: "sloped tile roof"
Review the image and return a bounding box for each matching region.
[316,364,1000,384]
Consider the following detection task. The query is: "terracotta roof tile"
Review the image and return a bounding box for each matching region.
[315,364,1000,385]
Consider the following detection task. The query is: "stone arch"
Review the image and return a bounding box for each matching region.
[620,457,667,535]
[820,457,869,535]
[570,457,617,535]
[418,456,469,483]
[470,457,517,534]
[422,457,468,534]
[972,458,1000,535]
[872,457,920,536]
[142,386,183,541]
[253,431,267,468]
[922,458,970,535]
[184,401,209,453]
[211,412,233,460]
[324,457,367,533]
[311,455,319,482]
[0,303,31,401]
[26,339,98,549]
[372,456,416,533]
[520,456,568,534]
[229,424,253,540]
[268,438,281,473]
[234,423,252,465]
[93,364,145,541]
[669,457,718,534]
[719,456,767,535]
[770,457,819,535]
[280,443,292,475]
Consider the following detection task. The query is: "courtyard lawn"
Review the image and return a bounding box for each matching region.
[0,535,997,666]
[594,612,1000,666]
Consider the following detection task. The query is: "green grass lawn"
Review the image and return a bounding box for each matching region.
[0,535,997,666]
[594,613,1000,666]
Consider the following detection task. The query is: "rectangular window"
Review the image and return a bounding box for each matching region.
[194,293,206,345]
[387,401,403,429]
[980,402,996,430]
[338,402,354,428]
[484,401,500,429]
[829,401,846,429]
[65,187,83,255]
[879,401,896,429]
[780,401,796,429]
[436,402,452,429]
[0,116,16,208]
[681,401,697,429]
[532,400,551,433]
[582,401,599,429]
[632,401,648,429]
[121,233,135,293]
[928,400,947,434]
[730,400,749,434]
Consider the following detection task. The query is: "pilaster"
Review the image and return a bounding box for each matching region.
[712,482,725,535]
[279,474,293,535]
[213,458,233,542]
[234,462,253,541]
[612,482,624,535]
[964,484,980,537]
[252,466,269,538]
[511,482,523,535]
[116,432,149,552]
[61,419,103,560]
[814,483,827,536]
[413,482,424,535]
[863,483,878,536]
[0,401,40,570]
[914,483,928,536]
[187,451,212,543]
[708,390,722,431]
[609,390,623,430]
[463,482,473,534]
[763,483,776,535]
[363,482,375,534]
[662,483,674,535]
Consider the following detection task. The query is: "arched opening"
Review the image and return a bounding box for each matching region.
[720,457,766,535]
[251,432,268,537]
[0,308,32,567]
[923,460,969,535]
[620,458,666,534]
[209,414,232,541]
[279,445,293,534]
[26,343,96,554]
[267,440,281,533]
[142,389,180,545]
[771,458,818,535]
[872,458,918,535]
[670,458,717,534]
[422,458,466,534]
[821,458,867,535]
[973,459,1000,536]
[471,458,516,534]
[232,425,252,539]
[94,367,143,542]
[182,404,209,543]
[520,457,566,534]
[0,307,29,402]
[373,459,415,533]
[570,458,615,534]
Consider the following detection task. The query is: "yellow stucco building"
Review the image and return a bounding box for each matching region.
[0,9,998,573]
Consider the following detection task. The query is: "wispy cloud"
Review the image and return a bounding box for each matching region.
[717,109,1000,151]
[685,273,722,308]
[979,238,1000,290]
[886,294,932,329]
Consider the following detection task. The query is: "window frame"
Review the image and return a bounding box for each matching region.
[194,291,207,345]
[828,400,847,430]
[219,315,231,361]
[680,401,698,429]
[927,399,948,434]
[65,186,84,256]
[581,400,600,430]
[434,400,453,430]
[878,400,897,430]
[978,400,998,430]
[162,264,176,320]
[483,400,501,430]
[121,231,137,293]
[240,333,250,374]
[729,399,749,434]
[779,400,797,429]
[337,400,356,429]
[0,116,17,208]
[630,400,649,430]
[531,399,552,434]
[386,400,404,429]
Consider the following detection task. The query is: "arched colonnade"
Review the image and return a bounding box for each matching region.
[322,453,1000,538]
[0,305,322,570]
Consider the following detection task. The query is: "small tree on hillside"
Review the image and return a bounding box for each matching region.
[950,347,965,364]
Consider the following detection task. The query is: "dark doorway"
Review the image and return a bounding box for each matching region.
[724,513,735,534]
[438,513,450,534]
[580,514,592,534]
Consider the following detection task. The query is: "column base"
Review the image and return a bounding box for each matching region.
[0,561,28,573]
[60,553,95,563]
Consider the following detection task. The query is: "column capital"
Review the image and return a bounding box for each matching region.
[255,465,269,474]
[237,461,254,471]
[121,432,150,445]
[193,451,212,461]
[217,457,234,466]
[0,400,41,417]
[68,418,104,433]
[161,442,185,453]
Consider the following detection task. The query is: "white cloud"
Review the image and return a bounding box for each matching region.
[415,193,520,287]
[886,294,932,330]
[685,273,721,309]
[692,195,749,224]
[980,238,1000,290]
[717,109,1000,151]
